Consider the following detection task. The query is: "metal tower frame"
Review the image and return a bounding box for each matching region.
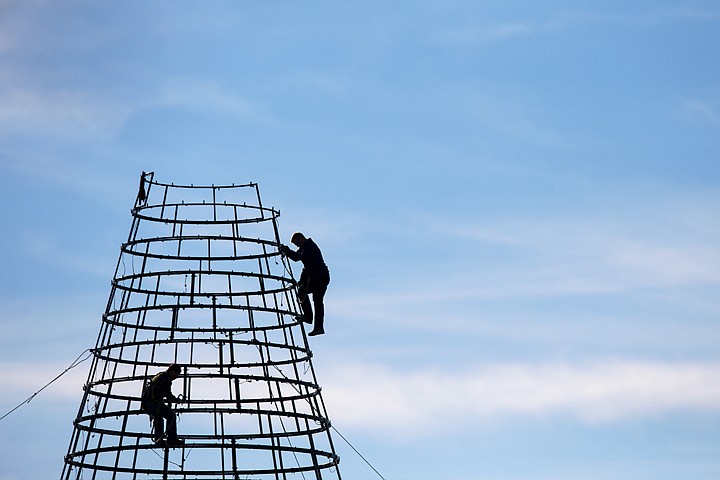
[60,172,342,480]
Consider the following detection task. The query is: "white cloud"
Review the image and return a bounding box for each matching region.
[156,77,255,117]
[678,98,720,127]
[429,10,609,47]
[432,210,720,294]
[431,6,720,48]
[5,357,718,438]
[0,155,131,205]
[320,360,720,436]
[0,81,129,137]
[297,193,720,337]
[0,360,91,409]
[15,229,117,277]
[0,75,257,140]
[327,219,720,328]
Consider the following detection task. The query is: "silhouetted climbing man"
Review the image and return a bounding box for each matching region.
[141,363,184,446]
[279,232,330,336]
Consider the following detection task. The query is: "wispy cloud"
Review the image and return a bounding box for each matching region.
[320,196,720,339]
[0,78,131,138]
[4,358,718,438]
[678,97,720,128]
[331,218,720,317]
[431,5,720,46]
[0,361,90,406]
[0,73,257,140]
[155,77,255,118]
[320,359,720,436]
[0,155,131,203]
[644,5,720,23]
[0,6,255,141]
[17,229,117,277]
[431,208,720,293]
[429,10,608,46]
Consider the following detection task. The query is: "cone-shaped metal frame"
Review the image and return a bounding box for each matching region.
[61,172,342,480]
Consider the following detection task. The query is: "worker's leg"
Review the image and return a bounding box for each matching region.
[309,275,329,335]
[151,408,165,441]
[297,278,313,323]
[157,403,177,440]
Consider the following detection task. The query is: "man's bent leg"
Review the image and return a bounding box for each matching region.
[298,281,313,323]
[152,413,165,441]
[157,403,177,440]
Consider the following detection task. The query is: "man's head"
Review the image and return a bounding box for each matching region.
[167,363,182,380]
[291,232,307,248]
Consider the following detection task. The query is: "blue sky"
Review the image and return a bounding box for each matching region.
[1,1,719,479]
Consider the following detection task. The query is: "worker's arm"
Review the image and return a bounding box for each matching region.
[279,244,302,262]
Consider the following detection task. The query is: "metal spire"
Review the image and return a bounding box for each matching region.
[60,172,341,480]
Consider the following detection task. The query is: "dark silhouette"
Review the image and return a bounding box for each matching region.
[141,364,183,446]
[280,232,330,336]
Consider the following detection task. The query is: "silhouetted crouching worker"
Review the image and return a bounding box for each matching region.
[141,363,184,446]
[280,232,330,336]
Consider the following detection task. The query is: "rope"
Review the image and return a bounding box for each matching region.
[2,342,389,480]
[149,443,192,468]
[275,409,308,480]
[0,349,93,423]
[330,425,387,480]
[271,223,385,477]
[259,345,388,480]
